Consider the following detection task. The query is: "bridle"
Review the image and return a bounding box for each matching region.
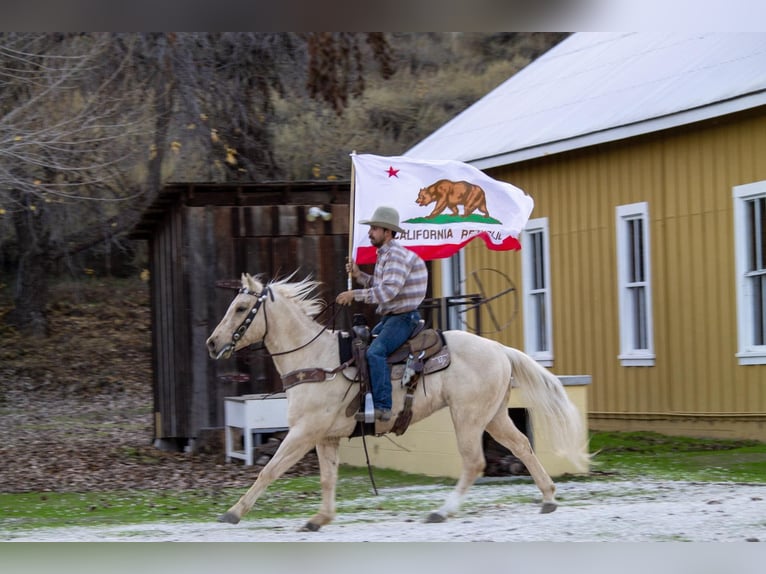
[221,283,338,360]
[230,285,272,344]
[215,285,271,359]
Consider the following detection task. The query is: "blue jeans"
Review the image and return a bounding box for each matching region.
[366,310,421,411]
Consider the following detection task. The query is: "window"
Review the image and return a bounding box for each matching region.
[615,202,655,366]
[440,251,466,331]
[522,218,553,366]
[733,181,766,365]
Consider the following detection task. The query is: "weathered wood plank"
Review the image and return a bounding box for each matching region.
[242,205,275,237]
[277,205,299,236]
[331,204,350,235]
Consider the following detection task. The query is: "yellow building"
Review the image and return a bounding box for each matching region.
[339,376,589,478]
[406,33,766,441]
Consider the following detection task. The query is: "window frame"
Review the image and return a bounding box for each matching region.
[439,251,466,332]
[733,180,766,365]
[615,202,655,367]
[522,217,553,367]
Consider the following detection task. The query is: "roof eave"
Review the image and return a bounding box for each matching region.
[470,91,766,170]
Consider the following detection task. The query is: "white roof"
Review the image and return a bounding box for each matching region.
[406,33,766,169]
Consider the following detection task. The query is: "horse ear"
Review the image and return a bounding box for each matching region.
[243,273,255,291]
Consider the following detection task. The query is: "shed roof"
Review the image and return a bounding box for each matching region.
[406,33,766,169]
[129,180,349,240]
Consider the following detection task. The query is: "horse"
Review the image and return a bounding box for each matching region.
[206,273,589,532]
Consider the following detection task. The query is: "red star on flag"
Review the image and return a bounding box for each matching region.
[386,166,399,178]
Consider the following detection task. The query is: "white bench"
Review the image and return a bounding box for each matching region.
[224,393,289,465]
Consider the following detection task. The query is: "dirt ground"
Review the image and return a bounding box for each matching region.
[0,277,316,495]
[2,277,765,544]
[3,479,765,541]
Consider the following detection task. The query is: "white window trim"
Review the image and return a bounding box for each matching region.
[615,202,656,367]
[733,180,766,365]
[522,217,553,367]
[439,251,467,332]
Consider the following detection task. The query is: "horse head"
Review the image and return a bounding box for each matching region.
[206,273,269,360]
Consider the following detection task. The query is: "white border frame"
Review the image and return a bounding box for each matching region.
[522,217,554,367]
[439,251,466,332]
[733,180,766,365]
[615,202,656,367]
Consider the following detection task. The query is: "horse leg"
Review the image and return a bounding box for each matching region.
[300,436,341,532]
[218,430,316,524]
[485,410,558,513]
[426,416,486,523]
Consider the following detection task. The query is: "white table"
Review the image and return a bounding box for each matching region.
[224,393,289,465]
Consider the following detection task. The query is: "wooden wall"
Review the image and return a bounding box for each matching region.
[457,109,766,439]
[137,183,354,445]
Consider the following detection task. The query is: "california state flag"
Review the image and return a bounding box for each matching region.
[351,153,534,264]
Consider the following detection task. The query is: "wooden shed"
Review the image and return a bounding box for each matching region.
[130,181,355,450]
[407,33,766,440]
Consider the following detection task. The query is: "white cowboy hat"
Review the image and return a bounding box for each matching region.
[359,205,404,234]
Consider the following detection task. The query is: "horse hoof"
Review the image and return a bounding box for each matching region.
[218,512,241,524]
[425,512,446,523]
[300,522,321,532]
[540,502,558,514]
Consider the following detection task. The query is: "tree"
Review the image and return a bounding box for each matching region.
[126,32,393,185]
[0,33,149,335]
[0,32,395,335]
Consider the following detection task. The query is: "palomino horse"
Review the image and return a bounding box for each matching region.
[206,273,588,531]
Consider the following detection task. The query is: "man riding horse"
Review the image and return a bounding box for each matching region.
[335,206,428,422]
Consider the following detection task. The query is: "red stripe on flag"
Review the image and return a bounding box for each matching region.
[354,232,521,264]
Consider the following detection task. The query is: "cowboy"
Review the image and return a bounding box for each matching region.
[336,206,428,421]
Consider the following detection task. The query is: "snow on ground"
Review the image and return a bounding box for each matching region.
[3,479,764,542]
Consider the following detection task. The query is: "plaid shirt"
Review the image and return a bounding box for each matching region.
[354,240,427,315]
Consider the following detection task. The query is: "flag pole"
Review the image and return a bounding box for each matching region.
[347,150,357,289]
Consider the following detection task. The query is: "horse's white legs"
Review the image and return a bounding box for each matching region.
[300,437,341,532]
[485,409,558,513]
[218,430,316,524]
[426,418,486,523]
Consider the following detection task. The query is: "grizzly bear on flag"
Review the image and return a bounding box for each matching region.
[416,179,491,219]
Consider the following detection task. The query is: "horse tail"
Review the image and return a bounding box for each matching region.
[503,346,590,473]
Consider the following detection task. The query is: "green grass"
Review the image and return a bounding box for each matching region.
[588,431,766,483]
[2,432,764,532]
[0,467,452,532]
[0,490,232,531]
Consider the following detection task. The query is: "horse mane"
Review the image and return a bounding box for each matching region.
[268,275,326,319]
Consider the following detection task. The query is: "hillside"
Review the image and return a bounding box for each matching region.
[274,32,567,180]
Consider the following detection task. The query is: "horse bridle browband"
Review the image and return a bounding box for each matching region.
[230,285,273,346]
